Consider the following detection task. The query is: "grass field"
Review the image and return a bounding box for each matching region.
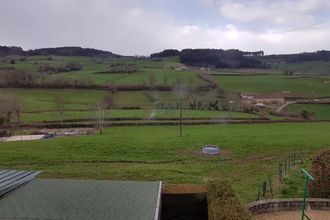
[274,60,330,75]
[287,104,330,120]
[1,55,330,204]
[215,75,330,97]
[0,88,223,112]
[0,89,178,111]
[3,55,330,97]
[1,55,203,86]
[0,88,260,123]
[0,123,328,203]
[0,88,108,111]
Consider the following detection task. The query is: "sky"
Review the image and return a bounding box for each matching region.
[1,0,330,55]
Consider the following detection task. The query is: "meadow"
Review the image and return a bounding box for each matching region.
[215,74,330,97]
[287,103,330,120]
[274,60,330,75]
[0,123,328,203]
[1,56,203,86]
[0,88,261,123]
[1,55,330,204]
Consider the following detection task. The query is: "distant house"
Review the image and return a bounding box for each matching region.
[199,67,210,71]
[172,65,189,71]
[240,93,285,106]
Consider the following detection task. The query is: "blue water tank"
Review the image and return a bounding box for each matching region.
[202,145,221,155]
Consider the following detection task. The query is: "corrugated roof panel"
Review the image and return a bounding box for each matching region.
[0,179,161,220]
[0,170,42,198]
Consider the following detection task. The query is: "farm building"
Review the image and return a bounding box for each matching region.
[240,93,285,106]
[0,170,162,220]
[171,64,189,71]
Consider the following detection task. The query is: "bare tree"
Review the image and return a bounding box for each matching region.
[95,93,115,134]
[54,94,66,123]
[102,93,115,109]
[148,73,157,90]
[0,94,23,125]
[95,101,105,134]
[163,74,168,86]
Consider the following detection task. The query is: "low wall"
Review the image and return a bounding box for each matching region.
[247,198,330,215]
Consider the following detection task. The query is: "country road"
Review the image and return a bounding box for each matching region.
[276,101,298,113]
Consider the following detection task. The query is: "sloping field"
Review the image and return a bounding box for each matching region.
[215,75,330,97]
[0,123,329,203]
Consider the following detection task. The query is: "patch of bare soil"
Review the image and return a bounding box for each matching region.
[184,149,232,158]
[162,184,206,194]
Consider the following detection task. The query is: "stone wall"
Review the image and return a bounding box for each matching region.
[247,198,330,215]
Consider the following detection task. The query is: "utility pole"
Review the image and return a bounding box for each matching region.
[180,98,183,137]
[228,100,234,119]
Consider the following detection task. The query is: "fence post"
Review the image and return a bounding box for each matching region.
[268,174,274,197]
[279,162,283,182]
[293,153,296,165]
[262,181,267,197]
[297,148,302,163]
[284,159,287,175]
[256,188,260,201]
[288,155,291,169]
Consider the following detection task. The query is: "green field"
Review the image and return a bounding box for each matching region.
[274,60,330,75]
[287,103,330,120]
[0,88,108,111]
[0,88,262,123]
[1,56,203,86]
[0,89,176,111]
[3,55,330,97]
[215,75,330,97]
[0,123,328,203]
[1,55,330,204]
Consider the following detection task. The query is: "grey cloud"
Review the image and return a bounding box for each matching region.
[0,0,330,55]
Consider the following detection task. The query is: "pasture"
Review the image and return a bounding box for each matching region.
[287,103,330,120]
[0,123,328,203]
[215,74,330,97]
[1,55,330,204]
[274,60,330,75]
[1,55,202,85]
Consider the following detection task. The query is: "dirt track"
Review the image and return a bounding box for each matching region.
[255,210,330,220]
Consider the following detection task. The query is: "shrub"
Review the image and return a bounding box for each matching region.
[38,63,83,73]
[207,180,252,220]
[301,110,314,120]
[309,149,330,198]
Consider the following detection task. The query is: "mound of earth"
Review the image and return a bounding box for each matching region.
[162,184,206,194]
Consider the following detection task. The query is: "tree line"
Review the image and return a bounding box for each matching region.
[262,50,330,63]
[151,49,330,68]
[0,46,121,58]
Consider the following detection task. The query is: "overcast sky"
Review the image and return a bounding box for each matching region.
[1,0,330,55]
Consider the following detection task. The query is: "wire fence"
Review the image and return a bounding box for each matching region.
[256,149,304,201]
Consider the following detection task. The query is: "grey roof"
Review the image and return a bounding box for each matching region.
[0,179,162,220]
[0,170,42,198]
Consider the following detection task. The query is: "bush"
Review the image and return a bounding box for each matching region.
[301,110,314,120]
[38,63,83,73]
[207,180,252,220]
[0,117,6,126]
[309,149,330,198]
